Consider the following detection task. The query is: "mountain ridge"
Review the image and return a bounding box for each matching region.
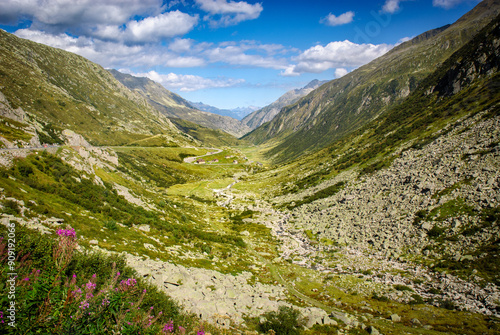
[189,101,258,121]
[108,70,252,138]
[243,0,500,163]
[0,29,194,147]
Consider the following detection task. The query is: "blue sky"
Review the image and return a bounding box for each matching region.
[0,0,482,109]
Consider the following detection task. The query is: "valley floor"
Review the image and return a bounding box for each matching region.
[1,114,499,334]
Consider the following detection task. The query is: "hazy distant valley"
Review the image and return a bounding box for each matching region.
[1,1,500,334]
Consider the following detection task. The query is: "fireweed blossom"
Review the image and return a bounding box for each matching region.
[163,321,174,333]
[56,228,76,237]
[119,278,137,292]
[53,226,78,269]
[79,301,90,310]
[1,229,199,333]
[86,281,97,290]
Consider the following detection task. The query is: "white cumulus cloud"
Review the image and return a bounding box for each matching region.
[432,0,468,9]
[135,71,245,92]
[14,27,296,71]
[396,36,413,45]
[321,11,355,26]
[381,0,409,14]
[196,0,263,27]
[204,42,290,69]
[0,0,198,44]
[124,11,198,42]
[335,68,349,78]
[14,29,205,69]
[0,0,163,28]
[90,11,198,43]
[282,40,392,76]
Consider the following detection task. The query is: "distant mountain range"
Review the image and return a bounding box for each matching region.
[242,79,329,130]
[108,70,251,138]
[189,102,259,121]
[109,70,331,138]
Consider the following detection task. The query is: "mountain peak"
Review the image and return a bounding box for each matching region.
[242,79,328,130]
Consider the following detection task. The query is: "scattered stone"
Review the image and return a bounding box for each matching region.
[411,318,421,325]
[366,325,380,335]
[144,243,157,251]
[323,315,338,326]
[136,224,151,232]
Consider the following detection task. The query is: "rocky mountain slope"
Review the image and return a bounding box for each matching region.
[109,70,251,138]
[243,0,500,163]
[0,30,195,147]
[242,79,328,130]
[239,11,500,316]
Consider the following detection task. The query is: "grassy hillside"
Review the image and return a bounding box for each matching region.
[0,30,191,147]
[242,13,500,280]
[254,12,500,197]
[168,117,244,147]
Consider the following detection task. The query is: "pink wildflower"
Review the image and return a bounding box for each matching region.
[85,281,96,290]
[57,228,76,237]
[163,321,174,333]
[79,301,90,310]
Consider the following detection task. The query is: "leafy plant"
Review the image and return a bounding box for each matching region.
[0,225,198,334]
[427,225,446,238]
[104,220,118,231]
[258,306,304,335]
[1,200,20,216]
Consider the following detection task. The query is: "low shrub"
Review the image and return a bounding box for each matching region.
[258,306,304,335]
[394,284,414,292]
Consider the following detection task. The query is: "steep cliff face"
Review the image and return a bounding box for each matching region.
[242,79,328,130]
[244,0,500,163]
[109,70,251,138]
[431,17,500,96]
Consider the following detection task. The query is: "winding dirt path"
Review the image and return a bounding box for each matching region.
[183,148,223,163]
